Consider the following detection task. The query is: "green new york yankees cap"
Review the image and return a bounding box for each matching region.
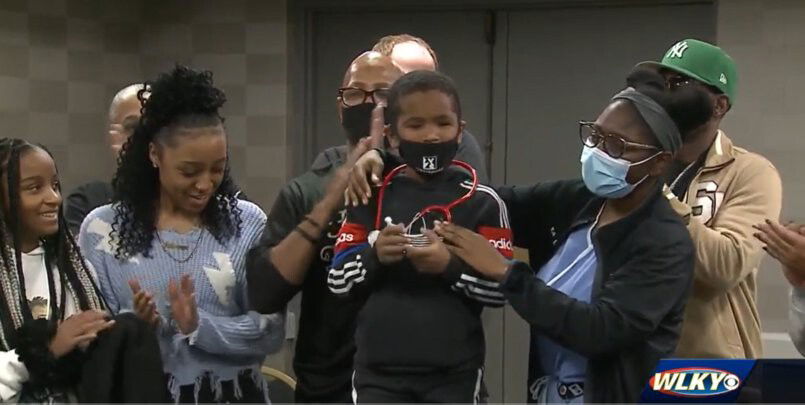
[638,39,737,103]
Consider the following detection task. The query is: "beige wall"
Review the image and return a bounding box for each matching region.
[718,0,805,357]
[0,0,141,188]
[0,0,288,211]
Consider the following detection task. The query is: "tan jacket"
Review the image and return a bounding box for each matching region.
[667,131,782,358]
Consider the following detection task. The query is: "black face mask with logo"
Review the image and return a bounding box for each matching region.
[341,103,389,145]
[398,138,459,176]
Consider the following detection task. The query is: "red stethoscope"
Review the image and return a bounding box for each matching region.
[373,160,478,232]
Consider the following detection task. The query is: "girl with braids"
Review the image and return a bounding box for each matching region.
[78,66,283,403]
[0,139,109,402]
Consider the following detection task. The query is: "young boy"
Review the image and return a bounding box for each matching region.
[327,70,512,403]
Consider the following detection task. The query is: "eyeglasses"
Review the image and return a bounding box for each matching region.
[579,121,659,159]
[665,74,724,96]
[337,87,390,107]
[666,75,693,91]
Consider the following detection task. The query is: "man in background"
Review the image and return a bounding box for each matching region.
[247,52,404,403]
[641,39,783,358]
[65,84,144,233]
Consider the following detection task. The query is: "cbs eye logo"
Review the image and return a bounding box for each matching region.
[650,368,742,398]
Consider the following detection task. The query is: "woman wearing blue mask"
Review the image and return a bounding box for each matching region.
[433,68,713,403]
[345,67,712,403]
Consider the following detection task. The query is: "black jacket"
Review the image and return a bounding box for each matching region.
[246,134,488,402]
[455,129,488,184]
[327,168,509,373]
[497,180,694,403]
[64,181,113,235]
[247,146,357,403]
[79,313,165,403]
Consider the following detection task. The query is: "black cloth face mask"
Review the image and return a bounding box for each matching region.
[341,103,389,144]
[398,137,459,176]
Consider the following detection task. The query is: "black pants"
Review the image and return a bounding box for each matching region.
[295,384,353,404]
[167,371,267,403]
[352,367,484,403]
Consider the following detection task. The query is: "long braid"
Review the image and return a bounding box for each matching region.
[0,141,16,349]
[54,211,106,311]
[0,140,104,351]
[37,145,105,312]
[0,139,30,349]
[7,140,32,324]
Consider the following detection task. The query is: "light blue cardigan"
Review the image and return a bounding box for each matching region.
[79,199,284,403]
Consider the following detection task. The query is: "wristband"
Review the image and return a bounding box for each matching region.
[294,226,319,244]
[303,215,323,231]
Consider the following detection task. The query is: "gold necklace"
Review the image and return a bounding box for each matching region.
[156,229,204,263]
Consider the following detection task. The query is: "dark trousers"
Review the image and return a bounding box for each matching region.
[352,367,484,403]
[295,383,353,404]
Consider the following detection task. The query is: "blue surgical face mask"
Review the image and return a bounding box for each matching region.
[580,145,661,198]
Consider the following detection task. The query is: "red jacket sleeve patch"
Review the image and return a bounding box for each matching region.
[334,222,368,254]
[477,226,514,259]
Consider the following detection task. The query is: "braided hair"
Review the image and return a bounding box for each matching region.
[111,65,241,260]
[0,139,104,350]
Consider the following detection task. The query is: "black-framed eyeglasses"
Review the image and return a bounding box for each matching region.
[579,121,659,159]
[337,87,390,107]
[665,74,723,96]
[666,75,694,91]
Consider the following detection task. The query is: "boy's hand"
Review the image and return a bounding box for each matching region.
[375,222,407,265]
[407,230,451,275]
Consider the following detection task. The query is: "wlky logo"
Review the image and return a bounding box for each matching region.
[641,359,755,402]
[650,367,741,397]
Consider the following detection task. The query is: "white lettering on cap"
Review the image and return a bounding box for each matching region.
[667,41,689,59]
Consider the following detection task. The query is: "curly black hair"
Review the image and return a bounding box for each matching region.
[386,70,461,135]
[111,65,242,260]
